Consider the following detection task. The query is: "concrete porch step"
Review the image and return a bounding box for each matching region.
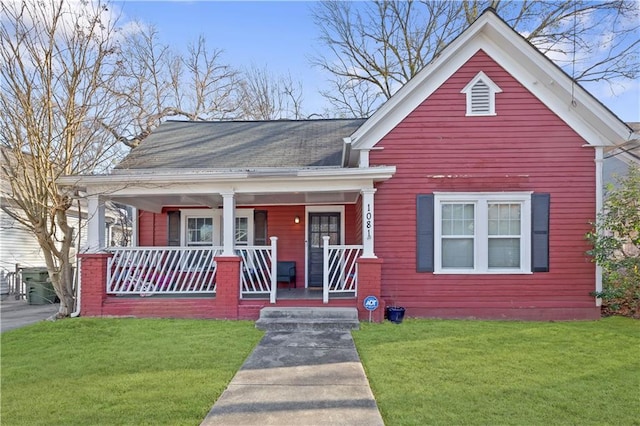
[255,307,360,332]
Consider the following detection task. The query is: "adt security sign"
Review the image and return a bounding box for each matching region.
[363,296,379,311]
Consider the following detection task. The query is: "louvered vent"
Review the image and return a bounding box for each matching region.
[461,71,501,116]
[470,80,490,114]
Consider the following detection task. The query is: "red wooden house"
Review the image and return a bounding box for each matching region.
[62,10,634,321]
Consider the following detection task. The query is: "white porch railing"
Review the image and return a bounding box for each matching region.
[105,236,360,302]
[322,236,362,303]
[237,236,278,303]
[106,247,221,295]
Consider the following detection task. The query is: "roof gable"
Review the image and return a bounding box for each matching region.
[350,9,633,155]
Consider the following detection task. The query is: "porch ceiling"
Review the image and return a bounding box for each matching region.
[111,190,361,212]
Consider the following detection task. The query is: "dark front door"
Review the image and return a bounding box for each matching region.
[308,212,341,288]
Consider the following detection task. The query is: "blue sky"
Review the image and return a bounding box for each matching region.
[113,1,639,123]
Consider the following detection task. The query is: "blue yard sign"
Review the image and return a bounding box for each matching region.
[363,295,379,311]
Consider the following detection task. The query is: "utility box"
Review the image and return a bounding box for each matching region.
[22,268,57,305]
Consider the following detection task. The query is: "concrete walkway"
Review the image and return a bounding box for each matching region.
[0,298,59,332]
[201,330,384,425]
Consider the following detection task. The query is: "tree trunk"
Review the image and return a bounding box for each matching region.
[36,208,76,319]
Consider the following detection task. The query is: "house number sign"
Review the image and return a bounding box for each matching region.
[366,203,373,240]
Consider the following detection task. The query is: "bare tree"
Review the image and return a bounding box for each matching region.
[313,0,640,117]
[0,0,124,317]
[238,64,305,120]
[182,35,242,120]
[104,24,305,144]
[104,27,243,148]
[103,23,191,148]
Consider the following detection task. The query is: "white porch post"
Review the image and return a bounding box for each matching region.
[322,236,330,304]
[594,147,604,305]
[221,191,236,256]
[361,188,377,258]
[131,207,138,247]
[270,236,278,304]
[86,195,105,253]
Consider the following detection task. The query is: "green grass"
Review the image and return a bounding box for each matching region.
[353,317,640,426]
[1,318,263,425]
[2,317,638,425]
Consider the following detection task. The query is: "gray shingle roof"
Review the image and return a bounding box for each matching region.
[115,119,366,170]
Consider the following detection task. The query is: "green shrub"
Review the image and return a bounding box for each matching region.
[587,165,640,318]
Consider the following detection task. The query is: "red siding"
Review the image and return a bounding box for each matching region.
[370,50,598,320]
[259,206,307,285]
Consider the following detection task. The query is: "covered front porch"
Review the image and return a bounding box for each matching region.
[72,168,392,321]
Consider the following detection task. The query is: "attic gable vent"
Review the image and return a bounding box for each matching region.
[461,71,502,116]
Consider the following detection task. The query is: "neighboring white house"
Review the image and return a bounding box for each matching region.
[0,148,130,286]
[0,199,130,274]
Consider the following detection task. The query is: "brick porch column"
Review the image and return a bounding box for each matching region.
[214,256,241,319]
[357,257,384,322]
[78,252,111,316]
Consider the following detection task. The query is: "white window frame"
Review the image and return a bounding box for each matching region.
[434,192,532,274]
[230,209,254,247]
[460,71,502,116]
[180,209,222,246]
[180,208,255,247]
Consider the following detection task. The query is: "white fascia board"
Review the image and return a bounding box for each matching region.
[480,25,632,147]
[349,11,632,151]
[296,166,395,179]
[57,170,248,187]
[58,166,396,197]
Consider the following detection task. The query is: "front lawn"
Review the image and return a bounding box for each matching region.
[1,318,262,425]
[353,317,639,425]
[2,317,637,425]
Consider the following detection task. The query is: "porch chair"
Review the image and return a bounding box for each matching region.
[276,261,296,289]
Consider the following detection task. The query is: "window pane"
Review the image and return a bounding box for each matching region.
[329,232,338,244]
[442,220,453,235]
[187,217,213,245]
[488,238,520,268]
[464,204,474,219]
[442,203,474,236]
[488,204,521,236]
[235,217,248,245]
[442,238,474,268]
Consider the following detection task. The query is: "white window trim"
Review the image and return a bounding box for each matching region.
[180,209,222,246]
[180,208,255,247]
[434,192,532,274]
[231,208,255,246]
[460,71,502,116]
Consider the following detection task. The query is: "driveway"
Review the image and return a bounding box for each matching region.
[0,297,59,332]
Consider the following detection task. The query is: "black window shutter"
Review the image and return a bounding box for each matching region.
[531,193,550,272]
[167,210,181,246]
[416,194,435,272]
